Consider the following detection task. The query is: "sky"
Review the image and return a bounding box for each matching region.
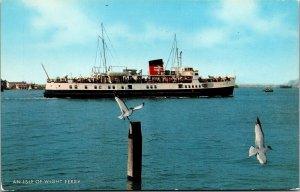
[1,0,299,84]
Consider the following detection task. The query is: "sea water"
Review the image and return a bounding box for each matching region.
[1,88,299,190]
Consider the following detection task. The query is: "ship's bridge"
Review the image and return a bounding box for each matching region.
[171,67,195,76]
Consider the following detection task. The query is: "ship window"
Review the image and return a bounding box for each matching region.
[121,86,124,89]
[185,85,187,88]
[75,85,78,89]
[188,85,191,88]
[112,86,115,89]
[69,85,72,89]
[94,85,97,89]
[58,85,61,87]
[195,85,197,88]
[108,86,111,89]
[192,85,194,88]
[146,85,149,89]
[99,85,102,89]
[128,85,132,89]
[178,84,183,88]
[150,85,153,89]
[154,85,157,89]
[85,85,88,89]
[198,84,201,88]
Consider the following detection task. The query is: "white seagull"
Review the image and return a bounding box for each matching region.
[249,117,272,164]
[115,96,144,120]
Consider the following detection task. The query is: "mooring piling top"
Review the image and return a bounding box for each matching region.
[129,121,142,137]
[130,121,141,124]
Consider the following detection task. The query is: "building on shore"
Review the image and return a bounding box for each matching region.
[3,81,45,90]
[6,81,29,89]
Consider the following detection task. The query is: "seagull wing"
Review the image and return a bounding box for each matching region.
[249,146,258,157]
[255,117,265,149]
[115,96,129,113]
[132,103,144,111]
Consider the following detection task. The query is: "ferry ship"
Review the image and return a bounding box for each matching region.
[43,26,236,98]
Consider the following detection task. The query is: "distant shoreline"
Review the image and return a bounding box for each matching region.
[237,84,298,88]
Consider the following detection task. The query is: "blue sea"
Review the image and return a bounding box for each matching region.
[1,88,299,190]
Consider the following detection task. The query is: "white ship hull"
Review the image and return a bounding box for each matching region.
[44,78,236,98]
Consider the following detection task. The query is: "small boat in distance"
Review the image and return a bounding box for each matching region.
[43,24,236,99]
[263,88,273,92]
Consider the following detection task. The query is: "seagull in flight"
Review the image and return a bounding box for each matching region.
[115,96,144,120]
[249,117,272,165]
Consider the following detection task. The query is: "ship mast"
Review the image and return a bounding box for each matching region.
[179,51,182,67]
[41,63,50,81]
[101,23,108,73]
[173,34,182,76]
[175,34,180,68]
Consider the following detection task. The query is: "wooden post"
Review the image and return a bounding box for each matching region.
[127,121,142,182]
[127,180,142,191]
